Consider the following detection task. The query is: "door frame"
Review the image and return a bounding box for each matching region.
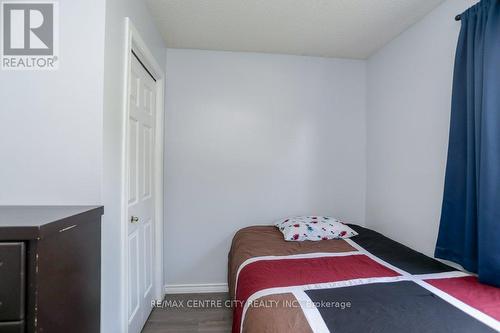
[120,17,165,333]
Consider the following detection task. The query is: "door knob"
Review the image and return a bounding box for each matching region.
[130,216,139,223]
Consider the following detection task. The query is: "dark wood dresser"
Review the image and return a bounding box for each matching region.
[0,206,104,333]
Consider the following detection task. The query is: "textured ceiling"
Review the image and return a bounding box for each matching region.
[146,0,447,59]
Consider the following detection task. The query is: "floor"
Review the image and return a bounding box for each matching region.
[142,293,232,333]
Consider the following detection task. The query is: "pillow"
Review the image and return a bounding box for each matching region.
[274,216,358,242]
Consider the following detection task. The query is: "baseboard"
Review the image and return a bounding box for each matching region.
[164,283,229,294]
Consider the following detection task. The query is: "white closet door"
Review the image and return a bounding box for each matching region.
[127,53,157,333]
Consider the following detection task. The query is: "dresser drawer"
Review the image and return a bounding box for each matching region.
[0,321,24,333]
[0,243,25,321]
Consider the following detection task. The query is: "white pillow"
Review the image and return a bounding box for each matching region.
[274,216,358,242]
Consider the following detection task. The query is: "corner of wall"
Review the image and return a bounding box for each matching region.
[361,0,472,254]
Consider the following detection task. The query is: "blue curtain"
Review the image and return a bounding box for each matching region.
[435,0,500,287]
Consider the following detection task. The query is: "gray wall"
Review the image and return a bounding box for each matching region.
[0,0,105,204]
[365,0,477,257]
[164,49,367,286]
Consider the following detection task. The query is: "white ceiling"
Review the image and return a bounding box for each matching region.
[146,0,446,59]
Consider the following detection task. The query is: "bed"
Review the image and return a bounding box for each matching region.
[228,225,500,333]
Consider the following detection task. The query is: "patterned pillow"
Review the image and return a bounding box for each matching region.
[274,216,358,242]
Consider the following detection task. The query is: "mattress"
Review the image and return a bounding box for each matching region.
[228,225,500,333]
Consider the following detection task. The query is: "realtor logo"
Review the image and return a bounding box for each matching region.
[1,1,59,70]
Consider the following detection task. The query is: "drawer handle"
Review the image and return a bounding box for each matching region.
[59,224,77,233]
